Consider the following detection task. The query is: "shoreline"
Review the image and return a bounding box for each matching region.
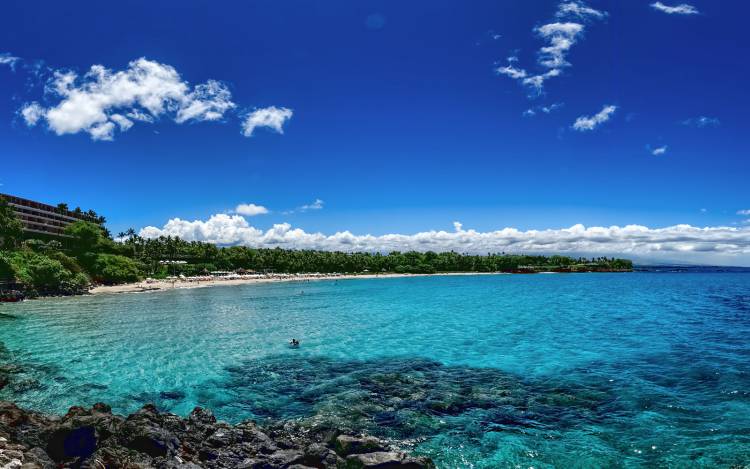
[0,401,433,468]
[88,271,508,296]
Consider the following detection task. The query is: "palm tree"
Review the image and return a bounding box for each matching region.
[56,203,69,215]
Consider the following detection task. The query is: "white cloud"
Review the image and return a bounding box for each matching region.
[497,2,606,95]
[126,109,155,123]
[738,210,750,216]
[18,58,240,141]
[0,52,20,71]
[572,104,617,131]
[650,2,699,15]
[88,121,116,141]
[496,63,528,80]
[557,2,608,20]
[175,80,235,123]
[652,145,668,155]
[682,116,720,128]
[299,199,324,211]
[138,215,750,264]
[241,106,293,137]
[535,22,584,69]
[20,102,44,126]
[110,114,134,131]
[523,102,564,117]
[235,203,269,216]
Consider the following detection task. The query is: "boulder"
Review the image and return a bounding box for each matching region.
[19,447,54,469]
[45,425,97,461]
[0,402,28,427]
[334,435,385,456]
[345,451,434,469]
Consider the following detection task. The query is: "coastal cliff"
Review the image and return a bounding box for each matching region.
[0,401,433,469]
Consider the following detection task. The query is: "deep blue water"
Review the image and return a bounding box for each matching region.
[1,273,750,467]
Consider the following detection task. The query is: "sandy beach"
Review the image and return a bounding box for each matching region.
[88,272,503,295]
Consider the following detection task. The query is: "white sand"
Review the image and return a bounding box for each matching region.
[88,272,504,296]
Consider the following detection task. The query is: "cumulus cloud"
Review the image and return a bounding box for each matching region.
[235,203,269,216]
[497,1,606,95]
[20,102,44,126]
[241,106,293,137]
[16,58,239,141]
[0,52,20,71]
[14,57,289,141]
[138,215,750,264]
[175,80,236,123]
[652,145,668,155]
[572,104,617,131]
[682,116,720,128]
[650,2,699,15]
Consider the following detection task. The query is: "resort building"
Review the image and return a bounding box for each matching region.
[0,193,98,238]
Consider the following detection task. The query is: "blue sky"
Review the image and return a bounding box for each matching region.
[1,1,749,263]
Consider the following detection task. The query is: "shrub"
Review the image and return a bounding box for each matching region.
[0,252,15,282]
[91,254,141,284]
[47,251,84,274]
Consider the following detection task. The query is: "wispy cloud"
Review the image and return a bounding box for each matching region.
[572,104,617,131]
[682,116,720,128]
[652,145,668,155]
[241,106,293,137]
[738,210,750,216]
[299,199,324,212]
[235,203,269,216]
[523,102,564,117]
[138,215,750,264]
[282,198,325,215]
[0,52,20,71]
[497,1,607,95]
[650,2,699,15]
[556,1,608,20]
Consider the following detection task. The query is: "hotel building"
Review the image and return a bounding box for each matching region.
[1,193,96,238]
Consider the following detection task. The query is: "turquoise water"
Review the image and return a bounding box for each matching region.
[2,273,750,467]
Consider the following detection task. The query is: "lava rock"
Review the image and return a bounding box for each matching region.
[0,401,434,469]
[46,425,98,461]
[345,451,434,469]
[334,435,386,456]
[20,446,55,469]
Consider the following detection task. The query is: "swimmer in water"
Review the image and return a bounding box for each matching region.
[290,338,300,347]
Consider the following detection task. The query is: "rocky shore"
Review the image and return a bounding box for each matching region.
[0,401,434,469]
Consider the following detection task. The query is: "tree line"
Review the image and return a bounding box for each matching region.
[0,197,632,297]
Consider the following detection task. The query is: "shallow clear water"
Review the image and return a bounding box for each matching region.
[2,273,750,467]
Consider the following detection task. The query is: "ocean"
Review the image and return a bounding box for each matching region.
[2,272,749,467]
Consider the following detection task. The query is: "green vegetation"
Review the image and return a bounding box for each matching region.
[0,196,138,297]
[0,198,24,250]
[119,234,632,276]
[0,195,633,297]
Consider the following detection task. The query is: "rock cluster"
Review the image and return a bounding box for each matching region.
[0,401,433,468]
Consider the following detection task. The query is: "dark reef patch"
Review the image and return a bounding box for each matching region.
[0,341,63,399]
[199,355,620,446]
